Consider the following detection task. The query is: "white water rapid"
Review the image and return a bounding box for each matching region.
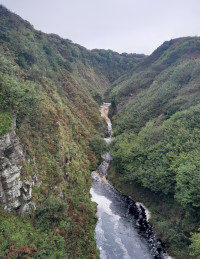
[90,103,169,259]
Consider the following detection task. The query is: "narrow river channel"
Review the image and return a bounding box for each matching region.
[90,103,169,259]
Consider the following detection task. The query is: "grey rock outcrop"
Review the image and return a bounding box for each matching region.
[97,161,110,177]
[97,152,113,177]
[101,152,113,163]
[0,118,34,213]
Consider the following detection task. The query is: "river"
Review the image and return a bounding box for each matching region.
[90,103,168,259]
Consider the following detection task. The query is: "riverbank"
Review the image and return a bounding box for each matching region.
[90,168,155,259]
[107,167,192,259]
[92,103,170,258]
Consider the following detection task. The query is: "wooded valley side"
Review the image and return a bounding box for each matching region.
[1,5,200,258]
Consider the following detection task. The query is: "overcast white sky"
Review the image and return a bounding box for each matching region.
[1,0,200,54]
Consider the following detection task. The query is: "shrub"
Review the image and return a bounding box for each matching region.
[35,196,68,230]
[0,111,12,136]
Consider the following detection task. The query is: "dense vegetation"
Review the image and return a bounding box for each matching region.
[2,4,200,259]
[109,37,200,258]
[0,5,145,258]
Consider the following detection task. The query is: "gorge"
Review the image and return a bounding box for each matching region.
[1,4,200,259]
[91,104,168,259]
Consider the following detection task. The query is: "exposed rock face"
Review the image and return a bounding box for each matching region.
[0,118,34,213]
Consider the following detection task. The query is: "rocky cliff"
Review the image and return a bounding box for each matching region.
[0,118,34,213]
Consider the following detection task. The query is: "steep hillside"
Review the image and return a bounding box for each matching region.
[109,37,200,127]
[108,37,200,258]
[2,4,200,258]
[0,5,145,258]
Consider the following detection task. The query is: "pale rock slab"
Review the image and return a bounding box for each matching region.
[0,118,34,213]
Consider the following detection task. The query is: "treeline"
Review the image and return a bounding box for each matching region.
[111,105,200,207]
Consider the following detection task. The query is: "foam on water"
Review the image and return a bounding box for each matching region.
[104,137,112,144]
[90,187,120,223]
[136,202,151,221]
[90,187,134,259]
[90,103,171,259]
[90,178,154,259]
